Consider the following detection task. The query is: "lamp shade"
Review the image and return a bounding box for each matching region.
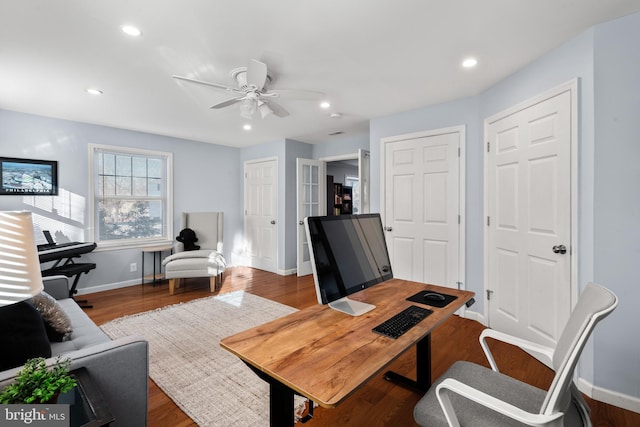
[0,211,44,306]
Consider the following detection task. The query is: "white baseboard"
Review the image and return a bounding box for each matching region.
[463,309,487,326]
[577,378,640,414]
[279,268,297,276]
[75,279,139,295]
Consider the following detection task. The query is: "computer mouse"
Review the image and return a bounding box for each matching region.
[423,292,446,302]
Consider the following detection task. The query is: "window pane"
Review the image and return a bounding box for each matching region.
[116,155,132,177]
[103,176,115,196]
[132,157,147,177]
[103,154,115,175]
[303,165,310,183]
[148,159,162,178]
[116,176,131,196]
[148,178,161,197]
[133,177,147,196]
[98,199,164,240]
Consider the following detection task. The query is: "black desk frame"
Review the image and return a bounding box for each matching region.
[248,334,432,427]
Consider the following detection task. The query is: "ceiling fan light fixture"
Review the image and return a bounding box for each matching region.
[258,101,273,119]
[240,99,256,118]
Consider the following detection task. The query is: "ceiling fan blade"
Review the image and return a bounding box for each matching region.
[209,96,245,109]
[271,88,325,100]
[172,75,243,94]
[246,59,268,90]
[265,100,290,118]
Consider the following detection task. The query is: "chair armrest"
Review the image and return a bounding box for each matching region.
[42,275,71,300]
[480,329,554,372]
[436,378,563,427]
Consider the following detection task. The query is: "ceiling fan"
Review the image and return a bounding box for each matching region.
[173,59,317,119]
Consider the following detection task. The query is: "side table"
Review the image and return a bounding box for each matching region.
[58,367,114,426]
[141,244,173,285]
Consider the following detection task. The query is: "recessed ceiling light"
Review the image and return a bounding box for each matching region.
[243,124,252,131]
[330,112,342,118]
[320,101,331,109]
[86,88,103,95]
[121,25,142,37]
[462,58,478,68]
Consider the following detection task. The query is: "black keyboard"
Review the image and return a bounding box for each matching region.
[37,242,85,251]
[372,305,432,339]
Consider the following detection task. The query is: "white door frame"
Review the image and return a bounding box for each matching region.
[483,79,579,323]
[379,125,467,294]
[320,150,371,214]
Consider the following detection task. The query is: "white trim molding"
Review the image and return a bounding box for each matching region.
[577,377,640,414]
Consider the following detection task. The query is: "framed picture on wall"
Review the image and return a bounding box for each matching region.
[0,157,59,196]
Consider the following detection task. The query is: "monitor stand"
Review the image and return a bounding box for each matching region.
[328,297,376,316]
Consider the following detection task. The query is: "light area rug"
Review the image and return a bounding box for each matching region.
[100,290,302,426]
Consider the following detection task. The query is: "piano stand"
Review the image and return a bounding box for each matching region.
[42,262,97,309]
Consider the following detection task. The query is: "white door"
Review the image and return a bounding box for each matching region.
[486,86,573,347]
[296,158,326,276]
[383,129,462,289]
[244,159,277,273]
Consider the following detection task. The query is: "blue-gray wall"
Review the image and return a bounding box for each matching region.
[592,12,640,399]
[366,12,640,406]
[0,109,242,292]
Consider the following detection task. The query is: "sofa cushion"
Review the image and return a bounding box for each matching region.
[49,299,110,356]
[0,301,52,370]
[30,291,73,342]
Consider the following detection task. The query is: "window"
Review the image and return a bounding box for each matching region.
[89,144,172,247]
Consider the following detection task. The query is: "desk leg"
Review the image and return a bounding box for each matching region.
[383,334,431,392]
[270,380,295,427]
[245,362,295,427]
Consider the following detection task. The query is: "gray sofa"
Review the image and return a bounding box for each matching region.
[0,276,149,427]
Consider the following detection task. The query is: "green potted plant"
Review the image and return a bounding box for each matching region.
[0,357,77,404]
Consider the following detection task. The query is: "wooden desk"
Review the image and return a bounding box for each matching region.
[220,279,474,426]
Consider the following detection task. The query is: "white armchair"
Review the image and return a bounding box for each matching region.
[414,282,618,427]
[162,212,227,295]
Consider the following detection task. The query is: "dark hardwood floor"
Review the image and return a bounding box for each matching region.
[83,266,639,426]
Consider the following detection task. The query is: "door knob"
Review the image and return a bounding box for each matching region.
[384,226,393,232]
[552,245,567,254]
[270,220,276,225]
[299,220,304,225]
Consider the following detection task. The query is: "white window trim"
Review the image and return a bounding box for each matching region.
[88,143,173,250]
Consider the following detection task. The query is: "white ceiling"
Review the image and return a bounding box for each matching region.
[1,1,639,148]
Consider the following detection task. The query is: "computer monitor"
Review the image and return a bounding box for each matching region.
[304,213,393,316]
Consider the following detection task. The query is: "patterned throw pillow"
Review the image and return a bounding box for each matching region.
[30,291,73,342]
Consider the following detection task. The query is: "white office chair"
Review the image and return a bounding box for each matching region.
[162,212,226,295]
[414,282,618,427]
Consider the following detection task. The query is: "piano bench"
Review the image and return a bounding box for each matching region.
[42,262,96,278]
[42,263,96,300]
